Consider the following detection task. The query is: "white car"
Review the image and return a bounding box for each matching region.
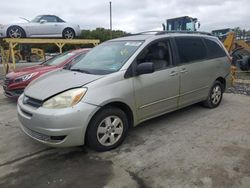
[0,15,81,39]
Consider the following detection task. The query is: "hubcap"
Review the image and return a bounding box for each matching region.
[9,28,22,38]
[97,116,124,146]
[211,85,222,105]
[64,30,74,39]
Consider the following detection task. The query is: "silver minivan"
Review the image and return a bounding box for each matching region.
[17,32,231,151]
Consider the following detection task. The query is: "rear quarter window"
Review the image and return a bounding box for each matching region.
[175,37,207,64]
[204,38,227,59]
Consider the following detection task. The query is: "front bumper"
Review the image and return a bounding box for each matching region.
[17,95,100,147]
[3,86,24,98]
[0,28,7,38]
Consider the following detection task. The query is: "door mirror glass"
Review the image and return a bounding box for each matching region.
[136,62,155,75]
[40,19,47,24]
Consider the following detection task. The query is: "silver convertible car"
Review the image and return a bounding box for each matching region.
[0,15,81,39]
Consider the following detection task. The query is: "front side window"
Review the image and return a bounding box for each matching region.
[136,40,171,71]
[41,16,57,23]
[71,41,143,75]
[176,37,207,63]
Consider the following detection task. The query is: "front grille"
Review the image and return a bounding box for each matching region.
[23,95,43,108]
[5,89,24,97]
[3,77,11,86]
[23,126,51,141]
[20,108,33,117]
[23,125,66,143]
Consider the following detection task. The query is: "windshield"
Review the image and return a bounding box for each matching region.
[71,41,143,75]
[43,51,78,66]
[31,16,42,23]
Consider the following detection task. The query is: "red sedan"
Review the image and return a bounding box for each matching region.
[3,48,90,99]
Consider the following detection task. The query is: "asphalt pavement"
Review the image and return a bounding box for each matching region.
[0,86,250,188]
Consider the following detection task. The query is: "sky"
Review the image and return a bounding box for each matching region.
[0,0,249,33]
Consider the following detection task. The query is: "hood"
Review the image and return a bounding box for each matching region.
[6,65,56,78]
[3,22,30,28]
[24,69,103,100]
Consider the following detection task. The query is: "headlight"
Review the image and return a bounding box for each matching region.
[43,88,87,109]
[15,72,38,82]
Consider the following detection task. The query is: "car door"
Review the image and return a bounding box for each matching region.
[175,37,211,108]
[132,39,179,121]
[29,16,61,36]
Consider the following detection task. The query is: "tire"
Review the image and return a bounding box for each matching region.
[7,26,25,38]
[202,81,223,108]
[62,28,75,39]
[30,54,40,62]
[86,107,129,151]
[232,49,250,71]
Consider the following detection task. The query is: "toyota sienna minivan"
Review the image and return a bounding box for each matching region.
[18,32,231,151]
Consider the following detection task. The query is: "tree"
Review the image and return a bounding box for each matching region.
[80,28,129,42]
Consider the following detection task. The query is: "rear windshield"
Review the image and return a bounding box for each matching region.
[43,51,77,66]
[71,41,143,75]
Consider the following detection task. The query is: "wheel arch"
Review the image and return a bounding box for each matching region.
[7,25,26,37]
[62,27,76,34]
[84,101,135,145]
[95,101,134,128]
[215,77,226,92]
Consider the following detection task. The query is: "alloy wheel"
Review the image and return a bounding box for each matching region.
[9,27,22,38]
[64,30,74,39]
[97,116,124,146]
[211,85,222,105]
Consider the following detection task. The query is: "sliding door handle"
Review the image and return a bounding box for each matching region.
[180,68,188,73]
[170,71,178,76]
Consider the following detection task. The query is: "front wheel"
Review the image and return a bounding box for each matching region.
[86,107,129,151]
[62,28,75,39]
[202,81,223,108]
[7,26,25,38]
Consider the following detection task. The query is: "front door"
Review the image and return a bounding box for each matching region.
[133,39,179,121]
[28,15,61,36]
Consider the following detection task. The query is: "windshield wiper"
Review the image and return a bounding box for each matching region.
[70,68,91,74]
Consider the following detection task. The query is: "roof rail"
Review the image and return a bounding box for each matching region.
[156,30,213,36]
[123,31,161,37]
[123,30,213,37]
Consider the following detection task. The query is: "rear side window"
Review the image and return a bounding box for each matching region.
[176,37,207,63]
[204,39,227,59]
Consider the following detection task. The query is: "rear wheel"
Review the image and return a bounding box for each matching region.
[62,28,75,39]
[7,26,25,38]
[30,54,40,62]
[202,81,223,108]
[86,107,128,151]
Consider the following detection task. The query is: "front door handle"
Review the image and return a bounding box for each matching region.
[170,71,178,76]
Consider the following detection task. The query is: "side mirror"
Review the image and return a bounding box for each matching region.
[136,62,155,75]
[63,63,72,70]
[40,19,47,24]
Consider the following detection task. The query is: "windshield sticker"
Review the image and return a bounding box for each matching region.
[125,42,142,47]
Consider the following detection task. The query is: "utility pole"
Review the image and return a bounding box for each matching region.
[109,1,112,39]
